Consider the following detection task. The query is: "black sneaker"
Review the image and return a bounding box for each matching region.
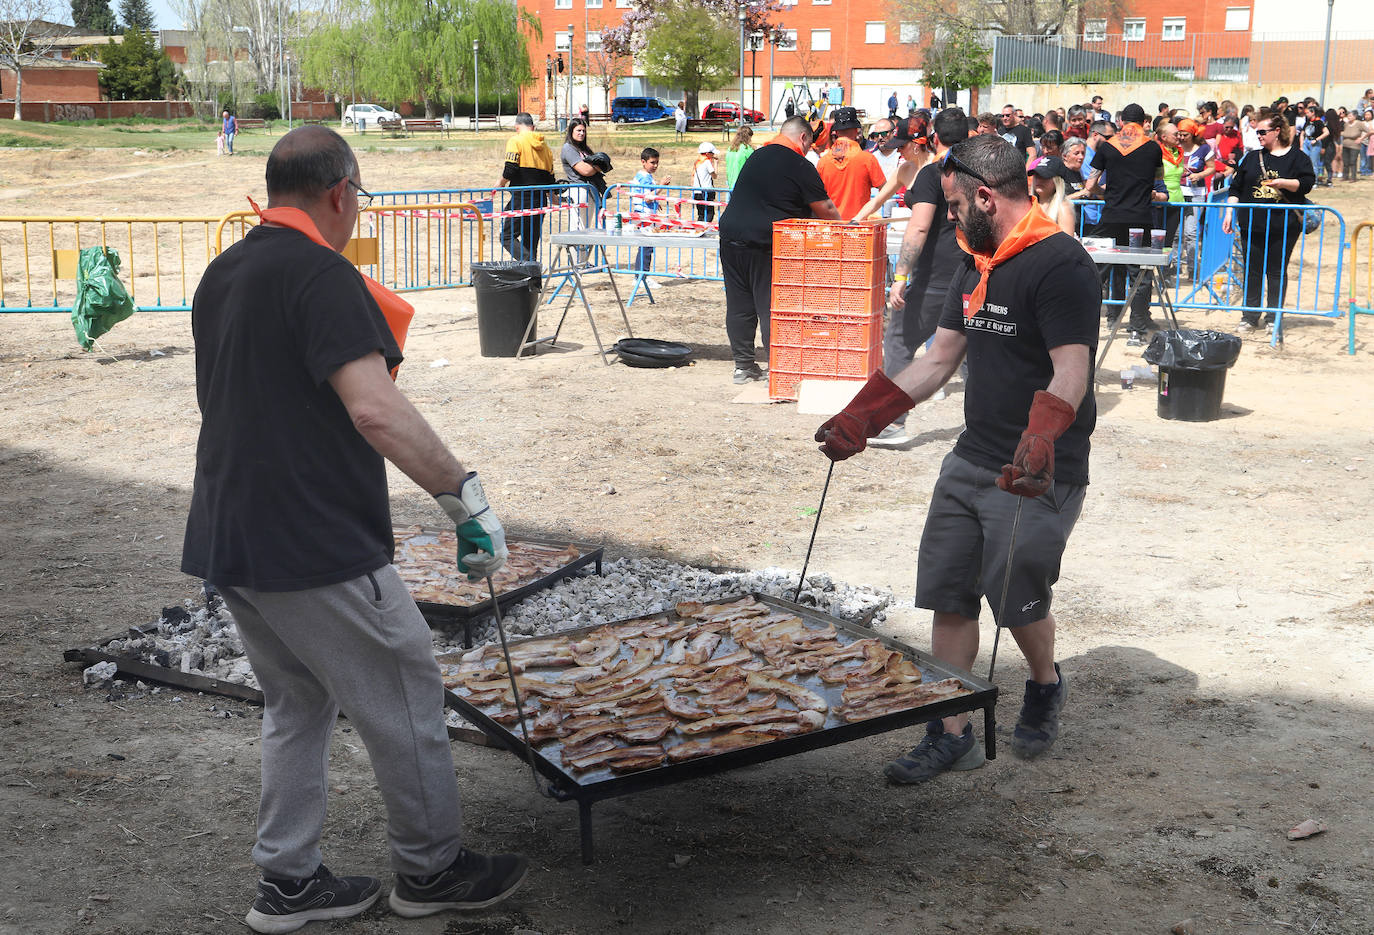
[245,865,381,934]
[732,364,765,385]
[883,721,986,784]
[1011,663,1067,760]
[389,847,529,918]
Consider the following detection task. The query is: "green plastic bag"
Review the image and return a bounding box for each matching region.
[71,246,135,351]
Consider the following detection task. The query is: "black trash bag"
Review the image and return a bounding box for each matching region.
[471,260,541,292]
[1141,329,1242,371]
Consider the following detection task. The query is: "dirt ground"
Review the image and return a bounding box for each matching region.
[1,143,1372,935]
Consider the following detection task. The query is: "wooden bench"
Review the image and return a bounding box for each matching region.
[466,115,503,130]
[235,118,268,131]
[684,118,729,133]
[376,117,406,136]
[403,118,449,138]
[585,113,616,123]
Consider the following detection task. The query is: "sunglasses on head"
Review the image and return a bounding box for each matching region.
[940,149,1014,189]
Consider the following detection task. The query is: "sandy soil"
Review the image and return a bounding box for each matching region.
[1,144,1372,935]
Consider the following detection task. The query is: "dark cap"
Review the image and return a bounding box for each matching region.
[1028,156,1065,179]
[830,106,862,132]
[1121,103,1147,125]
[881,127,912,150]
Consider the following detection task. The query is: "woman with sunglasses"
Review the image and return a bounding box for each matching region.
[1221,112,1316,332]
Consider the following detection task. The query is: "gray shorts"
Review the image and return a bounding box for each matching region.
[915,452,1086,628]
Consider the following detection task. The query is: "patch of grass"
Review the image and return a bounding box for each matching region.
[0,133,58,148]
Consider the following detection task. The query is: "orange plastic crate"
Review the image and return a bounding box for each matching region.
[772,224,808,258]
[840,222,887,260]
[772,256,805,284]
[768,310,883,400]
[771,282,807,311]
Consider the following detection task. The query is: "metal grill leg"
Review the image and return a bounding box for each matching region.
[578,799,595,865]
[983,704,997,761]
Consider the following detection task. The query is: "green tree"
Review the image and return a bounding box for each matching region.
[71,0,117,33]
[639,2,736,116]
[298,16,372,105]
[98,27,177,99]
[921,26,991,100]
[118,0,154,31]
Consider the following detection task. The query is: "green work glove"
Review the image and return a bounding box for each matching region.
[435,472,508,579]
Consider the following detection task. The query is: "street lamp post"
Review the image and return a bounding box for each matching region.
[750,32,760,117]
[738,7,745,122]
[1319,0,1335,104]
[473,39,479,133]
[567,24,575,124]
[768,33,774,127]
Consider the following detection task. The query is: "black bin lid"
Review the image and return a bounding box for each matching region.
[613,338,692,368]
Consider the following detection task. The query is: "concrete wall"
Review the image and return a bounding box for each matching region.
[989,82,1372,115]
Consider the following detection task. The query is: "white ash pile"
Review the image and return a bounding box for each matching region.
[97,599,258,689]
[431,558,891,654]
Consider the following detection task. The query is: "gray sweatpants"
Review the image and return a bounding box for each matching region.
[219,566,463,879]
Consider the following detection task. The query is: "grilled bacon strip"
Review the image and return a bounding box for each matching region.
[569,628,621,667]
[666,732,769,763]
[745,670,828,712]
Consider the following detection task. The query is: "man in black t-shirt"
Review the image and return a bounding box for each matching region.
[873,106,969,446]
[717,116,841,383]
[1084,102,1164,344]
[999,104,1036,161]
[815,135,1098,785]
[184,126,526,932]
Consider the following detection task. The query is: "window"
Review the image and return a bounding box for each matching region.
[1225,7,1250,30]
[586,31,601,52]
[585,0,601,7]
[555,30,571,50]
[865,21,886,43]
[811,29,830,51]
[899,22,919,43]
[1162,17,1185,40]
[1123,18,1145,41]
[779,29,797,49]
[1207,56,1248,80]
[777,0,796,6]
[554,0,571,8]
[1084,18,1106,42]
[813,0,830,6]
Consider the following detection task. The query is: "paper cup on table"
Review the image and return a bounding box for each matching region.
[1150,229,1166,248]
[1128,228,1144,247]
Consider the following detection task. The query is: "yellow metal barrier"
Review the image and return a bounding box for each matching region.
[1,203,485,313]
[1349,221,1374,355]
[212,203,486,294]
[0,215,224,311]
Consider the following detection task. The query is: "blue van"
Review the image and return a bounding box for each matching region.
[610,96,674,123]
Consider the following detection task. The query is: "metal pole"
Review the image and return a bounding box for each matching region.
[473,40,479,133]
[738,8,746,120]
[768,37,774,128]
[585,6,590,114]
[567,24,574,123]
[1319,0,1335,103]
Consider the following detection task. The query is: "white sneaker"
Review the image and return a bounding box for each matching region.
[1235,321,1255,333]
[868,423,912,447]
[932,388,946,401]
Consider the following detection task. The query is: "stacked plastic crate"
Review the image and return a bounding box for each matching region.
[768,219,888,400]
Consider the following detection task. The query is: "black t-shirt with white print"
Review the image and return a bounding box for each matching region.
[938,232,1100,485]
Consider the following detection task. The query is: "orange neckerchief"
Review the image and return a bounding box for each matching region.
[767,135,806,156]
[1159,140,1183,165]
[247,197,414,379]
[1108,122,1148,156]
[956,204,1061,318]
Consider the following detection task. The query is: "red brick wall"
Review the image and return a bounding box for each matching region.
[12,100,199,120]
[0,66,101,103]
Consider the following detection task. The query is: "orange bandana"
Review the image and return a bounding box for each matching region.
[1108,123,1148,156]
[247,196,414,378]
[767,135,807,156]
[1159,140,1183,165]
[956,205,1061,318]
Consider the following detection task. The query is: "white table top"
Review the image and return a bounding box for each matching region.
[551,231,721,251]
[1084,246,1172,267]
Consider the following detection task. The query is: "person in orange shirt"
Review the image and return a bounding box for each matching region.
[816,107,888,218]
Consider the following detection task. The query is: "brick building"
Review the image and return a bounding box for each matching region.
[517,0,954,123]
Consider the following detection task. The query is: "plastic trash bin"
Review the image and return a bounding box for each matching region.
[1141,329,1242,422]
[472,261,540,357]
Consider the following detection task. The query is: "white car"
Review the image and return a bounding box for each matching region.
[342,103,401,128]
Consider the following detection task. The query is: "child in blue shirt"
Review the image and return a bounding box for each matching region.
[631,147,668,273]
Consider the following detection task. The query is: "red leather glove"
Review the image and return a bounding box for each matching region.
[998,390,1078,497]
[814,370,915,461]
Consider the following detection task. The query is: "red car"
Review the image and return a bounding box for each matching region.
[702,101,765,124]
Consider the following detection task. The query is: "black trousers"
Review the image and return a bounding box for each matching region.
[500,189,547,262]
[882,279,949,427]
[695,190,716,223]
[1240,212,1302,325]
[1093,221,1154,332]
[721,242,772,368]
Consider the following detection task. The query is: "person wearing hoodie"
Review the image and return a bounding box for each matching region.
[496,113,556,262]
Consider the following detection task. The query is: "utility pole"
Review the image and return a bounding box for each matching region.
[1319,0,1335,103]
[566,24,574,122]
[768,34,774,127]
[738,7,745,118]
